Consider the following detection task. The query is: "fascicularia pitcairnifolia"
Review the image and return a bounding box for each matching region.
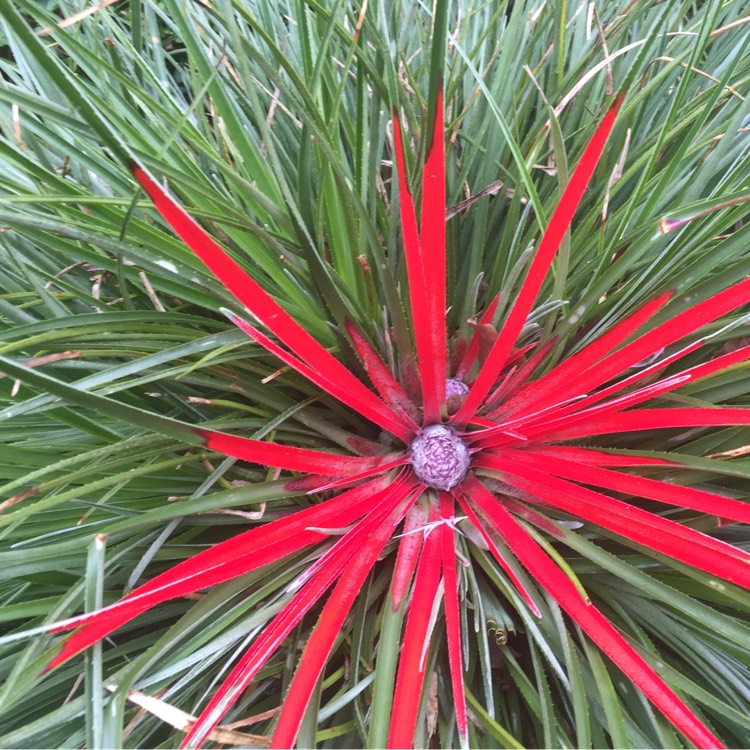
[38,89,750,749]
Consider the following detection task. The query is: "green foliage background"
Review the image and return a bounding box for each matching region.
[0,0,749,747]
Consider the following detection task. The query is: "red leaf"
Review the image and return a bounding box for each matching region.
[439,493,468,748]
[453,94,625,425]
[419,88,448,422]
[345,319,420,426]
[462,473,724,749]
[501,447,750,524]
[270,479,420,748]
[225,309,415,442]
[669,342,750,384]
[594,341,750,413]
[132,164,413,441]
[304,456,407,494]
[480,344,750,450]
[391,499,429,610]
[501,495,568,537]
[477,374,692,450]
[521,338,703,424]
[531,278,750,423]
[497,291,674,421]
[200,429,401,476]
[183,474,417,748]
[526,445,673,467]
[387,499,443,748]
[484,337,558,412]
[548,406,750,441]
[477,453,750,591]
[455,485,542,618]
[46,477,391,670]
[392,105,446,423]
[455,292,502,380]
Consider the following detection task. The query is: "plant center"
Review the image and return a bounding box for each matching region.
[445,378,470,413]
[409,424,471,491]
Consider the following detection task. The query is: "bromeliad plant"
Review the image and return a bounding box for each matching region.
[1,1,750,748]
[15,87,750,749]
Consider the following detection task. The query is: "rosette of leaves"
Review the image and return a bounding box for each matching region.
[0,1,749,748]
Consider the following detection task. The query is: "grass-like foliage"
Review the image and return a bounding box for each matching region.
[1,1,750,748]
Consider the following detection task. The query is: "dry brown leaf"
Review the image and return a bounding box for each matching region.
[446,180,523,219]
[106,685,270,747]
[706,445,750,459]
[37,0,120,36]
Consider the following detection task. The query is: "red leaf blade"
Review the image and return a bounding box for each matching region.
[525,445,673,467]
[270,479,420,748]
[478,453,750,591]
[387,500,443,748]
[184,476,417,748]
[45,478,391,670]
[454,94,625,425]
[515,278,750,429]
[455,486,542,618]
[497,291,674,422]
[548,407,750,441]
[455,292,502,380]
[463,473,723,749]
[225,309,415,442]
[439,493,468,748]
[392,105,447,423]
[502,447,750,524]
[391,500,429,610]
[345,319,420,426]
[200,428,400,476]
[419,88,448,422]
[132,164,413,441]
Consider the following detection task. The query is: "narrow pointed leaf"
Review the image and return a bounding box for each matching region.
[478,375,692,450]
[502,346,750,440]
[472,342,539,418]
[289,475,412,596]
[498,291,674,421]
[224,309,415,442]
[491,345,750,447]
[388,501,443,748]
[270,481,419,748]
[484,337,558,411]
[419,88,448,422]
[456,292,502,380]
[0,354,383,485]
[478,453,750,590]
[305,456,407,494]
[132,164,413,440]
[46,477,391,670]
[345,319,420,425]
[496,340,704,436]
[392,111,444,423]
[549,407,750,441]
[455,486,542,618]
[439,493,468,748]
[183,476,415,748]
[200,429,400,475]
[392,500,429,610]
[539,277,750,421]
[570,341,750,417]
[502,447,750,524]
[527,445,673,467]
[462,474,723,749]
[454,94,625,424]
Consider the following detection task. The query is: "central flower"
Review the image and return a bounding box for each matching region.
[445,377,470,413]
[409,424,470,490]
